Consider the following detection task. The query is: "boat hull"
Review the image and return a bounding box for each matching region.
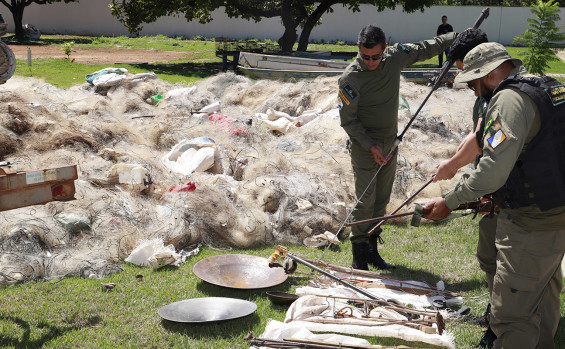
[237,51,458,84]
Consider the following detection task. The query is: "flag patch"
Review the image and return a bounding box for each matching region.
[487,129,506,149]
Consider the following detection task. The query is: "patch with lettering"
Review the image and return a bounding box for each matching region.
[343,85,357,99]
[337,94,344,109]
[338,89,350,106]
[398,43,411,53]
[545,84,565,106]
[487,129,506,149]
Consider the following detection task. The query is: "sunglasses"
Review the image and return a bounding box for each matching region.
[467,81,476,91]
[361,53,383,61]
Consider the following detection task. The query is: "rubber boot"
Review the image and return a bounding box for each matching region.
[367,228,396,270]
[351,242,369,270]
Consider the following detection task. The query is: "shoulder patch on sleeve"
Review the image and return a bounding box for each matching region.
[343,85,357,99]
[483,114,495,134]
[337,94,344,109]
[483,109,508,152]
[487,129,506,149]
[398,43,411,53]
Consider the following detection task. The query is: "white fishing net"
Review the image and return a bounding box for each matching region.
[0,72,476,285]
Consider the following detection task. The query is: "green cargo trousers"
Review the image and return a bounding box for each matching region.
[490,212,565,349]
[477,214,498,293]
[349,139,398,244]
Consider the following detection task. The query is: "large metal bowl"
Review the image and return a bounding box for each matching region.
[266,291,299,306]
[158,297,257,323]
[193,254,288,289]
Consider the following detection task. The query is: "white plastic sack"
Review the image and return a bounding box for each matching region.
[93,73,128,87]
[198,101,221,114]
[259,117,296,134]
[130,72,158,83]
[164,86,197,100]
[163,137,217,176]
[107,164,149,191]
[125,238,180,269]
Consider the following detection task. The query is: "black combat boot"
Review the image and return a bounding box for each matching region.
[351,242,369,270]
[476,326,496,349]
[478,303,491,328]
[367,228,396,270]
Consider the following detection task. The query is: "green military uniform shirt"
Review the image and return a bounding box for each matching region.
[338,33,457,150]
[444,65,565,230]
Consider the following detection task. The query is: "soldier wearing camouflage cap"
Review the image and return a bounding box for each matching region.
[425,42,565,348]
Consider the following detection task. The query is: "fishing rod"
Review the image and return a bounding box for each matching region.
[318,7,490,262]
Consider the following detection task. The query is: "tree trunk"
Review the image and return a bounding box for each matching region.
[12,5,25,39]
[277,0,297,52]
[297,20,316,52]
[297,0,339,52]
[278,28,297,53]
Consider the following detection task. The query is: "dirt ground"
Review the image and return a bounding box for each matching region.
[7,44,565,66]
[8,44,196,64]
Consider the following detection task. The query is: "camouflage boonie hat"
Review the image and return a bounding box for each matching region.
[454,42,522,83]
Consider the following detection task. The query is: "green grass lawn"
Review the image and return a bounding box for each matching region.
[1,216,564,348]
[4,34,565,88]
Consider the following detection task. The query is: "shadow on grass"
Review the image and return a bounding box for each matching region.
[0,313,101,348]
[2,35,95,46]
[160,312,260,339]
[128,62,224,80]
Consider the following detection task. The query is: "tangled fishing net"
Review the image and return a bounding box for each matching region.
[0,71,475,285]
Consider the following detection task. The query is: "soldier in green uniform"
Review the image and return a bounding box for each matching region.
[338,25,456,270]
[424,42,565,348]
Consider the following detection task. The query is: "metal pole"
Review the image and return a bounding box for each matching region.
[287,252,385,301]
[367,176,433,235]
[345,211,415,227]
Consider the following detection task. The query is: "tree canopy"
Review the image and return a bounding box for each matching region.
[109,0,437,52]
[0,0,77,38]
[438,0,565,6]
[513,0,565,75]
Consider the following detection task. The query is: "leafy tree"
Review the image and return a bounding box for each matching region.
[0,0,77,39]
[513,0,565,75]
[109,0,437,52]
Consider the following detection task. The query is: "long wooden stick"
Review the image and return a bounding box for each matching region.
[368,177,434,235]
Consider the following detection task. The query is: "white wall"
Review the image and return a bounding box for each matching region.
[2,1,564,45]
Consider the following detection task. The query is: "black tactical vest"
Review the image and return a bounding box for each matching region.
[490,75,565,210]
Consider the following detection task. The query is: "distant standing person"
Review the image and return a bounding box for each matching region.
[437,15,454,67]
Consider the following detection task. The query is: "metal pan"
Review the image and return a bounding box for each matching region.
[158,297,257,323]
[193,254,288,289]
[266,291,299,306]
